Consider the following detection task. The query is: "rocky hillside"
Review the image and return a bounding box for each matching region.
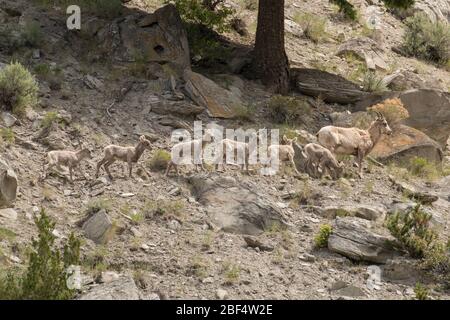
[0,0,449,300]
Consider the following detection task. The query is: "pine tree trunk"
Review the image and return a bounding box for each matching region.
[252,0,290,94]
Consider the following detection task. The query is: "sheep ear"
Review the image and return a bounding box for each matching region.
[282,135,287,142]
[292,137,297,143]
[139,135,146,141]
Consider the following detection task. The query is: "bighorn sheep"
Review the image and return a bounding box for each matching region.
[95,135,152,179]
[266,135,300,175]
[304,143,343,179]
[316,113,392,177]
[214,138,251,173]
[43,148,92,182]
[165,138,208,176]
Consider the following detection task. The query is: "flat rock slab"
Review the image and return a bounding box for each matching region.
[82,209,113,244]
[78,276,140,300]
[389,175,439,205]
[336,37,387,70]
[188,175,289,235]
[0,208,17,220]
[315,204,386,222]
[370,124,443,164]
[382,258,421,283]
[328,216,398,264]
[183,70,240,118]
[291,68,368,104]
[0,157,17,207]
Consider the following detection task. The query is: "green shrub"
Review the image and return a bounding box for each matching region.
[20,22,43,48]
[0,25,24,53]
[85,198,113,215]
[402,13,450,65]
[267,95,312,126]
[330,0,357,20]
[186,24,231,67]
[33,63,63,90]
[233,104,256,122]
[41,111,59,129]
[141,199,185,218]
[294,12,327,43]
[414,282,429,300]
[331,0,414,21]
[386,204,437,258]
[0,209,81,300]
[0,227,16,241]
[147,149,171,171]
[382,0,415,9]
[314,224,332,248]
[241,0,257,11]
[166,0,234,32]
[88,0,123,18]
[222,261,240,285]
[0,62,39,115]
[408,157,440,181]
[0,128,15,144]
[362,70,387,92]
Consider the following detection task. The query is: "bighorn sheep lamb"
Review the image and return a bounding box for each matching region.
[266,135,300,175]
[316,113,392,177]
[95,135,152,179]
[214,138,251,173]
[304,143,343,179]
[165,138,209,176]
[43,148,92,182]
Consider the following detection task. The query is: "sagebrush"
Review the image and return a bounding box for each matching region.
[0,62,39,115]
[402,13,450,65]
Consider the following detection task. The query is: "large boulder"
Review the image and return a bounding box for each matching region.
[389,176,439,205]
[291,68,368,104]
[328,216,398,264]
[188,175,289,235]
[382,69,444,91]
[370,124,443,164]
[354,89,450,148]
[183,70,241,118]
[78,275,141,300]
[414,0,450,23]
[0,157,17,208]
[336,37,388,70]
[82,209,114,244]
[94,4,190,77]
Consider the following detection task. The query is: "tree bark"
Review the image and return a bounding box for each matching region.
[252,0,290,94]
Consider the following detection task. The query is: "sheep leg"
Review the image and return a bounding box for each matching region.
[165,161,172,176]
[43,162,55,180]
[95,157,107,178]
[78,165,86,180]
[288,154,300,175]
[127,159,133,178]
[104,159,115,179]
[357,148,364,178]
[69,166,74,183]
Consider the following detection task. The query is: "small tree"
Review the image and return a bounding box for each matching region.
[0,209,81,300]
